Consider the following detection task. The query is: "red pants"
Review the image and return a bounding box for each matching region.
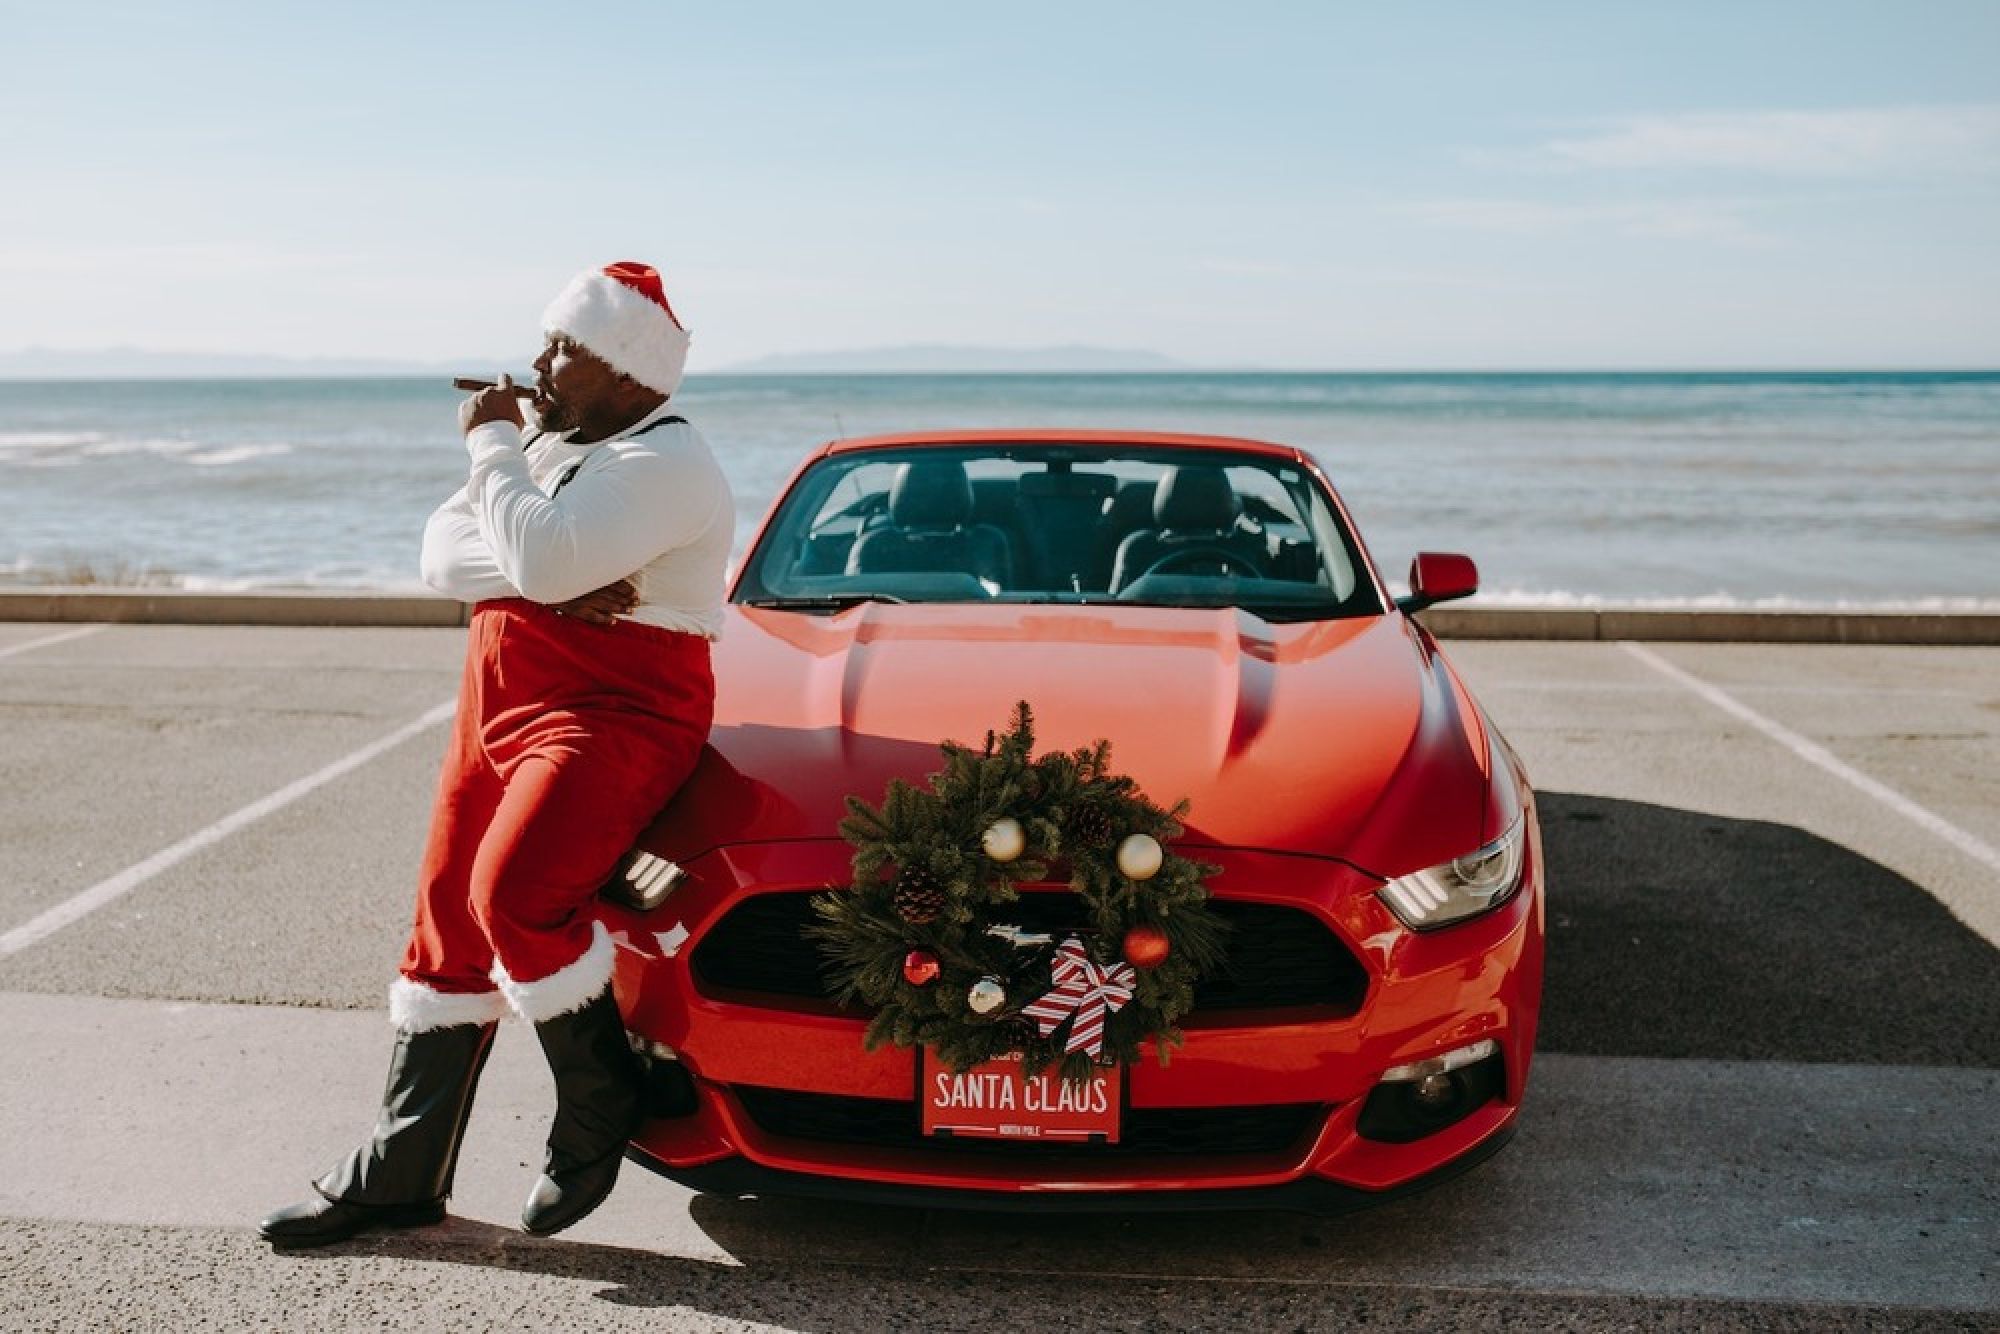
[393,599,713,1029]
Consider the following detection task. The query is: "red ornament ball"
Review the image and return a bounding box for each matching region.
[1122,925,1170,970]
[902,949,941,986]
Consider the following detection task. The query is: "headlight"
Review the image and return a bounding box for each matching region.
[1377,817,1525,931]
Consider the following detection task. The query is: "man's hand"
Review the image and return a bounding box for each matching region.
[552,577,640,625]
[458,373,527,436]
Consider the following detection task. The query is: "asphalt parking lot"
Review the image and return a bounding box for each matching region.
[1,622,1996,1331]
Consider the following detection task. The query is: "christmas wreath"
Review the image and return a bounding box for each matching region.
[809,702,1227,1085]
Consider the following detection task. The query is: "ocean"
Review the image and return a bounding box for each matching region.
[2,372,1996,607]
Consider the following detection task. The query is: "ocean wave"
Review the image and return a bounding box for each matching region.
[0,432,293,465]
[183,444,295,467]
[0,431,108,449]
[77,437,200,458]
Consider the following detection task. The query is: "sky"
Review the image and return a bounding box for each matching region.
[1,0,1997,370]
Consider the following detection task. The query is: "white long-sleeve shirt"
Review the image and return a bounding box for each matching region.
[420,402,733,639]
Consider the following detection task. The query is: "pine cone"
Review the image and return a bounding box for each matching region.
[892,866,948,924]
[1065,805,1115,849]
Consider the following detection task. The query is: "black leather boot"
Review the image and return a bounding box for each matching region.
[259,1021,496,1247]
[520,988,644,1236]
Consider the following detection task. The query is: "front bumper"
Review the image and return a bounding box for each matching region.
[603,825,1543,1207]
[635,1124,1519,1217]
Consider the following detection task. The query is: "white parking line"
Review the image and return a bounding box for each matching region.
[0,697,457,960]
[1621,641,2000,879]
[0,624,105,661]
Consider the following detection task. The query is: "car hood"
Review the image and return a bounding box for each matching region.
[637,603,1492,877]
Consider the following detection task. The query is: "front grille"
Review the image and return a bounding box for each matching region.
[693,892,838,1000]
[735,1085,1323,1158]
[693,890,1369,1013]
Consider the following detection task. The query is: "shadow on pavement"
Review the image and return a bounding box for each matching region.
[1536,791,2000,1066]
[285,1212,1317,1329]
[274,791,2000,1324]
[281,1191,1974,1330]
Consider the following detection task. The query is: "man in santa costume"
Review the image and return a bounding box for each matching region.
[261,261,732,1246]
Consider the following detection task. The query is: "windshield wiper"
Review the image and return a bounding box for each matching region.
[1111,599,1355,622]
[1241,602,1355,623]
[739,593,911,612]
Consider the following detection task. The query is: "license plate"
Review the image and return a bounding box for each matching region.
[920,1050,1121,1144]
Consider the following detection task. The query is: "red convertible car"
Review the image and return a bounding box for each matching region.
[601,429,1543,1213]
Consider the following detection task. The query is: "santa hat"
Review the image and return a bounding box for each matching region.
[541,261,690,397]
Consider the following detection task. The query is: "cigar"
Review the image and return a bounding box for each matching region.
[452,377,538,396]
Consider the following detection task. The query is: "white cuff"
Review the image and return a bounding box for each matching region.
[465,420,524,465]
[490,920,615,1023]
[388,978,508,1032]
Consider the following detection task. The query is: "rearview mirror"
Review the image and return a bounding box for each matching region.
[1396,552,1479,615]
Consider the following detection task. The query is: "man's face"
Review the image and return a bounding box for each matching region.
[531,335,623,433]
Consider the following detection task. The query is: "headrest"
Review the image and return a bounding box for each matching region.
[1153,466,1241,531]
[1104,478,1155,523]
[889,461,973,529]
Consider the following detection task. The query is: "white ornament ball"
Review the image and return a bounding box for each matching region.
[1117,833,1164,880]
[967,975,1007,1015]
[982,817,1026,863]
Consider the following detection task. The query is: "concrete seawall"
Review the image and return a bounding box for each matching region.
[2,587,1998,644]
[0,588,468,628]
[1424,605,2000,645]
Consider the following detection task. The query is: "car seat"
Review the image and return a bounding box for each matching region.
[846,460,1015,587]
[1108,465,1269,593]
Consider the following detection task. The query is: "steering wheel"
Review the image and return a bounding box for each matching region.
[1140,546,1267,581]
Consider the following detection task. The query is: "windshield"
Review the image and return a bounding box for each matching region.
[735,444,1383,620]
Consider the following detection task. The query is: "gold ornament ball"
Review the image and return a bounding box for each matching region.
[1116,833,1164,880]
[967,975,1007,1015]
[982,817,1026,863]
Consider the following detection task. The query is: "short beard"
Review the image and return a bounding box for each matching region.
[536,397,574,433]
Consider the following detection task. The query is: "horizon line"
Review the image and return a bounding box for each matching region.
[2,365,1998,384]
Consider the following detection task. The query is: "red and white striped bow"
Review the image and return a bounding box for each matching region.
[1022,935,1136,1060]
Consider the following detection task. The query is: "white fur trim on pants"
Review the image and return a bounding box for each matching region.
[388,977,508,1032]
[490,919,615,1023]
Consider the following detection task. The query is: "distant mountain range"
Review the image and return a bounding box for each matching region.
[0,343,1185,380]
[713,345,1185,374]
[0,347,503,380]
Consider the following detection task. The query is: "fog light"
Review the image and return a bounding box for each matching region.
[625,1034,680,1064]
[1380,1038,1500,1084]
[1357,1046,1507,1144]
[1412,1072,1456,1107]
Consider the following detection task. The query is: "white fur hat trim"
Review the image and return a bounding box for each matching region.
[541,261,690,398]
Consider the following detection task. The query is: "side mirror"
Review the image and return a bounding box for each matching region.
[1396,552,1479,615]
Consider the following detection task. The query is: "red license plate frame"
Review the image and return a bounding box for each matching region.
[920,1049,1122,1144]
